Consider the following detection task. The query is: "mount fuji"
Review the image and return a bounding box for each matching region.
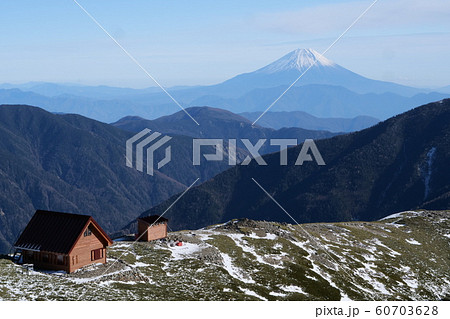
[209,49,423,97]
[2,49,447,122]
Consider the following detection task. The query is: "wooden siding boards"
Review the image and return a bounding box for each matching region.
[68,221,109,272]
[14,210,112,273]
[22,251,71,273]
[137,215,168,242]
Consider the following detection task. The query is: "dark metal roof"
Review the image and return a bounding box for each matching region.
[14,210,112,254]
[138,215,168,226]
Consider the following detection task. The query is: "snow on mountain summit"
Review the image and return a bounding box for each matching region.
[257,49,336,74]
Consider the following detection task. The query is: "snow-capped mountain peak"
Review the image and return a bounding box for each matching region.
[257,49,336,74]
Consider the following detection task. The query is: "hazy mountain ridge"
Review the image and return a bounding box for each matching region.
[112,106,338,155]
[239,111,379,132]
[137,99,450,232]
[437,85,450,94]
[0,82,162,99]
[0,88,172,124]
[190,84,449,119]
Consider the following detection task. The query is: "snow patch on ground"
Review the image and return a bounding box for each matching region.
[273,243,282,250]
[404,278,419,289]
[406,238,421,245]
[380,211,422,221]
[227,233,284,269]
[246,232,277,240]
[239,287,267,300]
[371,238,401,256]
[355,262,390,295]
[379,212,405,220]
[169,242,202,260]
[280,285,306,295]
[363,254,376,261]
[194,232,213,241]
[289,239,310,251]
[131,262,150,268]
[269,291,287,297]
[98,280,138,286]
[400,265,411,273]
[220,253,255,284]
[305,273,319,281]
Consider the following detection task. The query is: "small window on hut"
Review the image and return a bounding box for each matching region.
[42,253,49,263]
[84,227,92,237]
[91,248,102,261]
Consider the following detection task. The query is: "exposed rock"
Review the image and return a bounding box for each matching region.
[195,247,223,265]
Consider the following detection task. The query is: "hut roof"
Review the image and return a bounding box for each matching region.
[14,210,112,254]
[138,215,168,226]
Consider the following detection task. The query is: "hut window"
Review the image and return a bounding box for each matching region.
[84,228,92,237]
[42,253,49,263]
[91,248,102,261]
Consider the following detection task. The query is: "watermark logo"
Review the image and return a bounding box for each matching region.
[193,138,325,166]
[126,131,325,175]
[126,129,172,176]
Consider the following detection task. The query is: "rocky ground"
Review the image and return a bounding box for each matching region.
[0,210,449,301]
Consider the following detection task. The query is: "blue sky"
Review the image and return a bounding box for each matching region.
[1,0,449,88]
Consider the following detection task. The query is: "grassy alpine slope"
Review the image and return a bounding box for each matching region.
[0,210,448,301]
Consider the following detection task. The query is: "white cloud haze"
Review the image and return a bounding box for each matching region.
[251,0,450,36]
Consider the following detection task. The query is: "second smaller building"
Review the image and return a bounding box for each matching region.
[137,215,168,241]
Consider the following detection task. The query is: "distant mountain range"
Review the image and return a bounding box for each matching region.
[190,84,449,119]
[134,99,450,232]
[438,85,450,94]
[239,111,379,132]
[1,49,449,122]
[2,85,446,124]
[112,106,337,154]
[0,88,163,124]
[0,82,161,99]
[0,104,336,253]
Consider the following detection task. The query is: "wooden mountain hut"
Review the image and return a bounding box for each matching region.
[137,215,168,241]
[14,210,113,273]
